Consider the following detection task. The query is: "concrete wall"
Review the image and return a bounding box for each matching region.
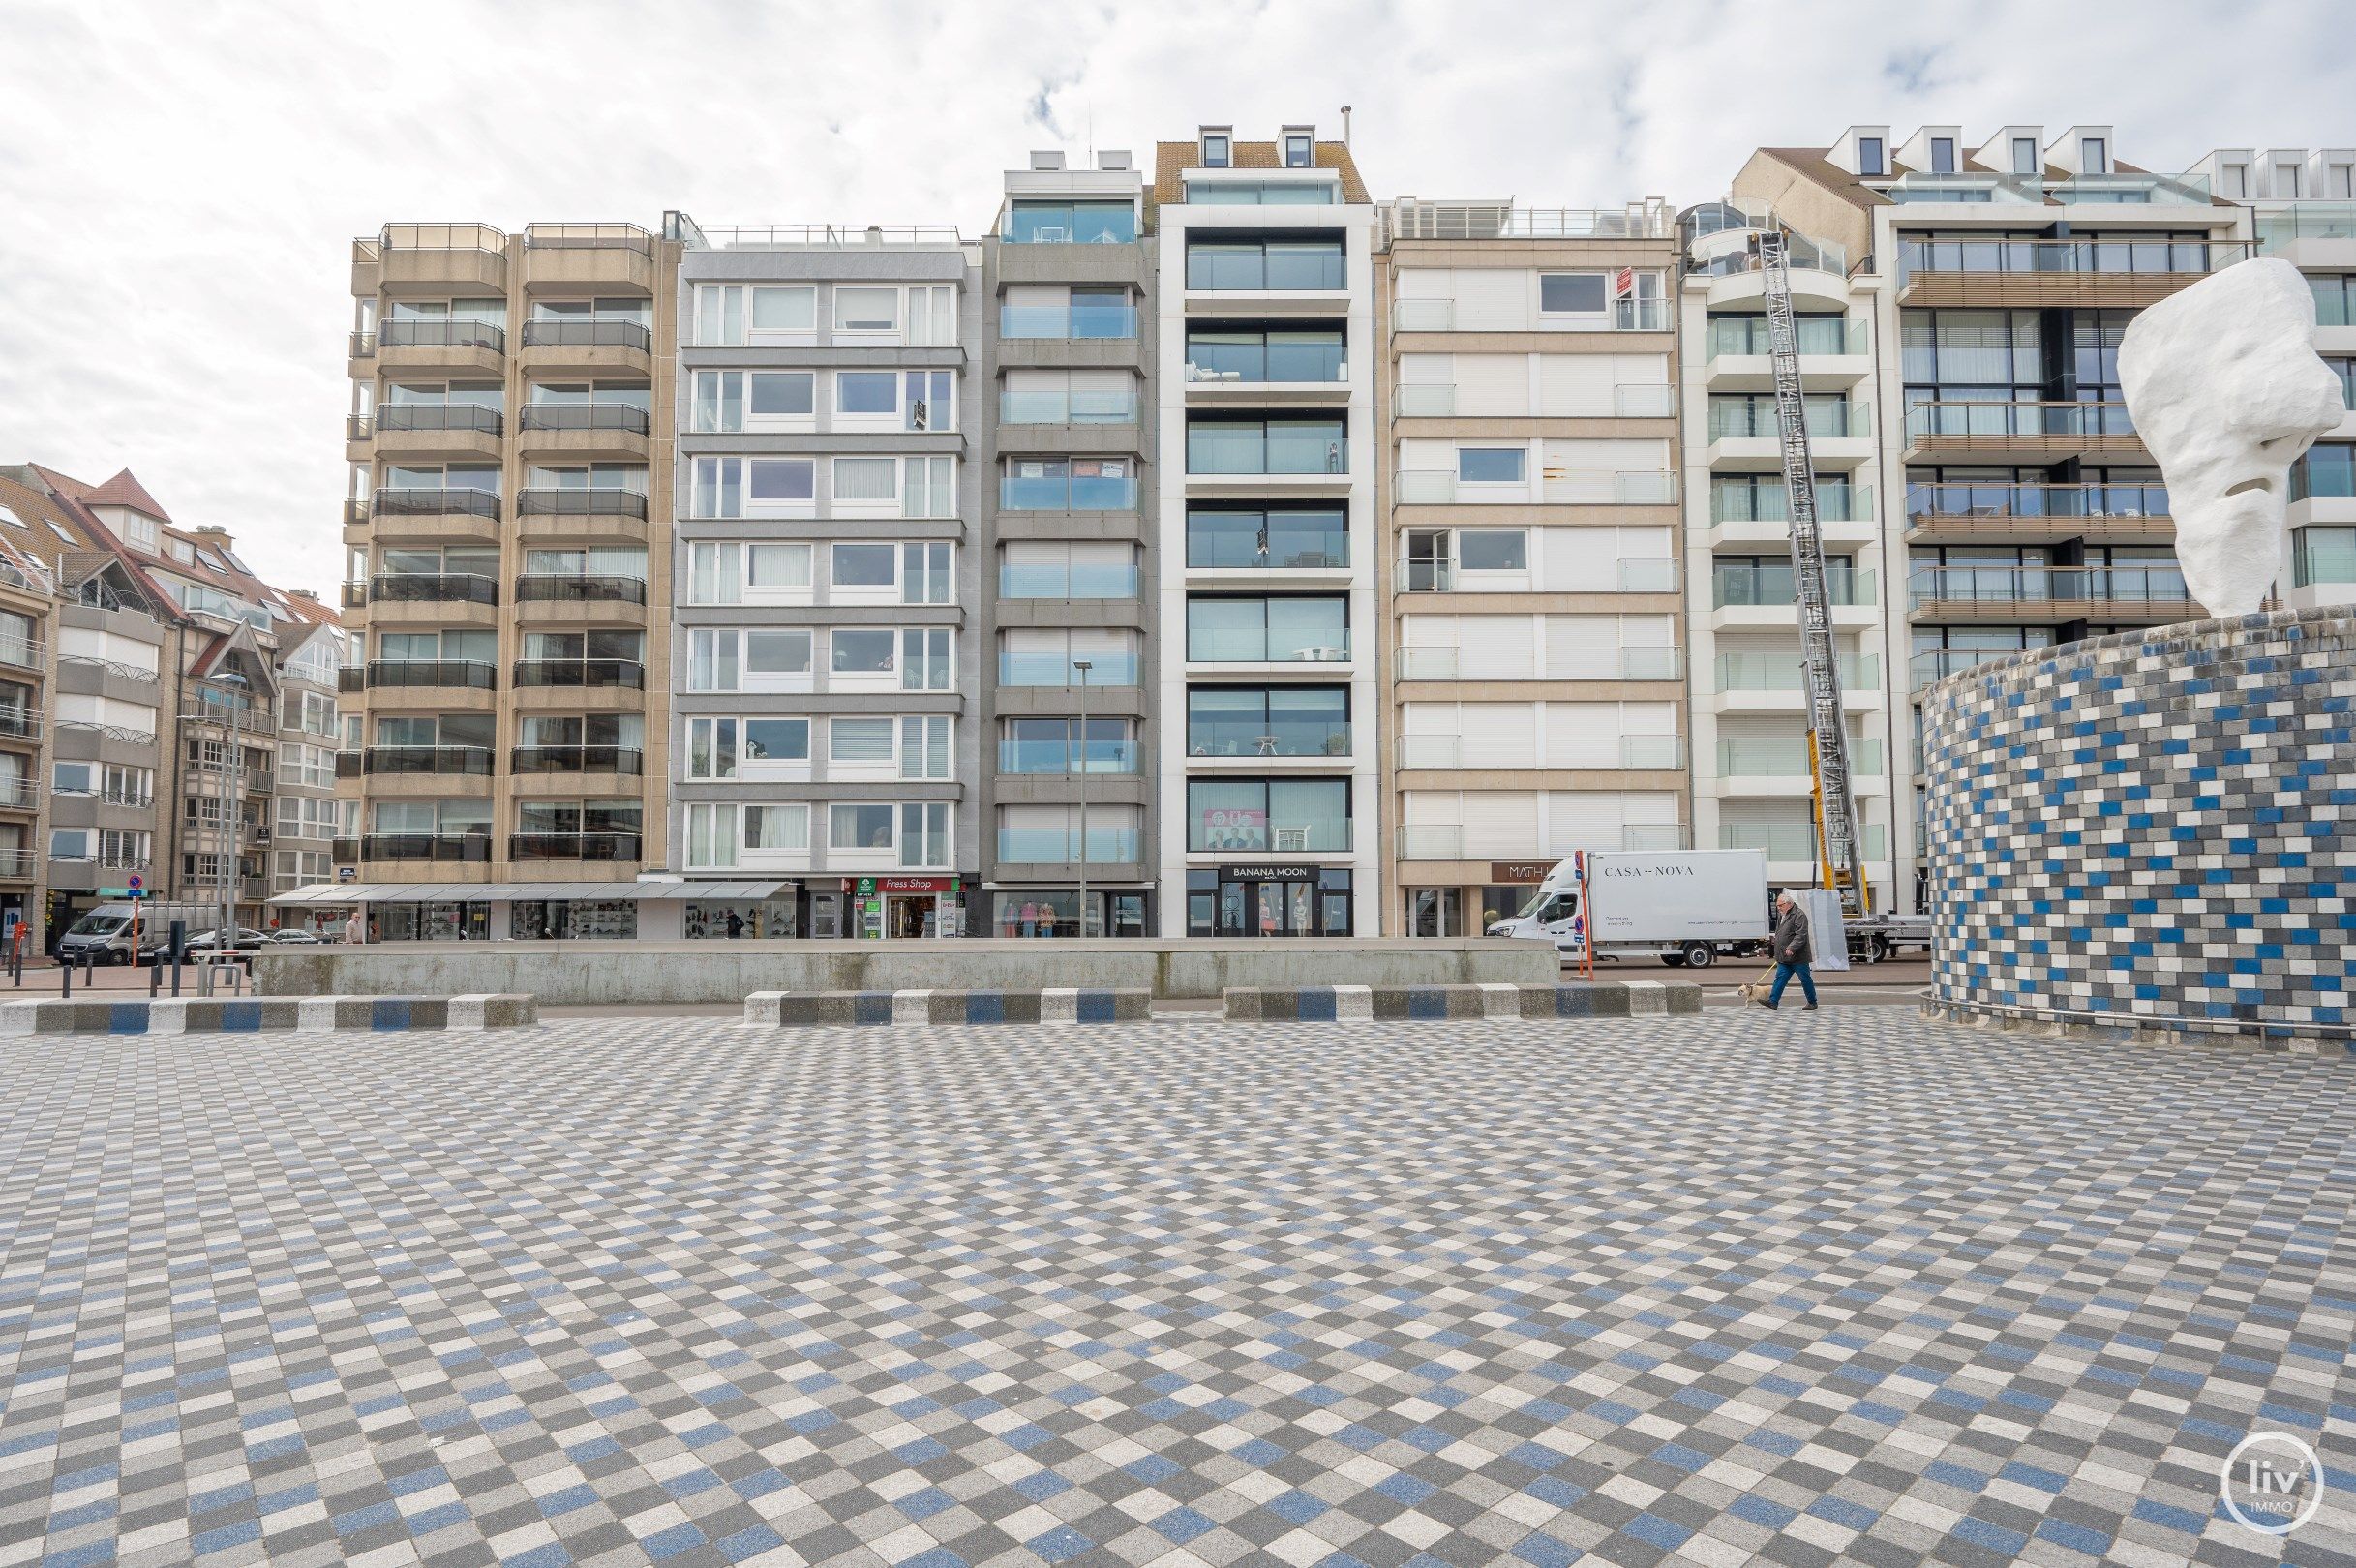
[253,937,1561,1004]
[1921,606,2356,1040]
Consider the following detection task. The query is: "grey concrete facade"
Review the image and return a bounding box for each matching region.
[976,154,1160,938]
[667,223,982,938]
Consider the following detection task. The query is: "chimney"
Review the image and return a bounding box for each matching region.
[288,588,319,601]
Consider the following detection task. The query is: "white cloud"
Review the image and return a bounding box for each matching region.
[0,0,2347,590]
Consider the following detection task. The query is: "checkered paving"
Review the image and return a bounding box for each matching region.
[2,1014,2351,1568]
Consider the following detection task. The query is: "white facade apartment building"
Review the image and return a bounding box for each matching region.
[1380,200,1689,935]
[1150,125,1382,938]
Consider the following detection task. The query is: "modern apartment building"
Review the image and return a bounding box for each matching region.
[664,215,979,942]
[0,465,346,946]
[978,149,1159,938]
[338,222,680,940]
[1715,126,2251,909]
[1151,124,1380,938]
[2193,145,2356,608]
[0,477,57,941]
[1379,199,1687,935]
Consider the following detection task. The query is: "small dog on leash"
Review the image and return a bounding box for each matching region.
[1734,969,1776,1005]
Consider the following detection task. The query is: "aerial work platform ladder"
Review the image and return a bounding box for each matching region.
[1755,229,1871,915]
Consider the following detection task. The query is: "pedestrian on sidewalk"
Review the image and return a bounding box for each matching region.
[1759,890,1819,1010]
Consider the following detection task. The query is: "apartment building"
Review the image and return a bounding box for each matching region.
[1716,126,2251,909]
[0,465,346,945]
[337,222,680,940]
[978,150,1159,938]
[0,476,58,941]
[664,215,980,942]
[1150,124,1380,938]
[1379,199,1687,935]
[2192,145,2356,608]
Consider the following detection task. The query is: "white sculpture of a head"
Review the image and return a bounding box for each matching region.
[2116,258,2343,618]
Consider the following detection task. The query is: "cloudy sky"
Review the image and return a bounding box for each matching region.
[1,0,2348,591]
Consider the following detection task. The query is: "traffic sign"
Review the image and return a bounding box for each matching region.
[128,873,143,891]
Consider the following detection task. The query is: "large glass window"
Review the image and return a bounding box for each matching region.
[996,804,1141,864]
[1185,596,1348,662]
[998,629,1138,686]
[1185,237,1346,291]
[1186,418,1346,475]
[999,541,1138,598]
[1456,447,1525,483]
[2292,443,2356,501]
[1185,506,1348,569]
[2294,527,2356,587]
[1000,458,1135,510]
[1186,686,1348,758]
[999,718,1136,774]
[1001,369,1136,425]
[1184,328,1344,383]
[1539,273,1609,314]
[1186,779,1350,853]
[1004,199,1136,244]
[2312,275,2356,329]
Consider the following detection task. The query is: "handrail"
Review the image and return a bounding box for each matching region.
[509,831,644,861]
[373,486,502,520]
[512,657,647,688]
[517,488,649,519]
[365,658,498,689]
[378,222,507,253]
[525,222,654,254]
[520,403,653,434]
[378,317,506,352]
[521,319,653,351]
[510,744,646,774]
[55,654,161,685]
[369,571,499,605]
[372,404,504,436]
[361,744,494,776]
[680,223,962,248]
[514,573,649,604]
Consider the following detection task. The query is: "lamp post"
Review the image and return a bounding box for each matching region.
[1072,659,1091,939]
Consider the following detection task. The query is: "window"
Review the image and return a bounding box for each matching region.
[687,804,739,869]
[1185,596,1348,662]
[901,542,952,604]
[120,512,159,549]
[751,286,814,335]
[832,458,898,505]
[1457,529,1527,571]
[1001,369,1135,424]
[692,370,815,430]
[1000,718,1136,774]
[1457,447,1525,483]
[1186,687,1347,759]
[1003,199,1136,244]
[1183,181,1337,206]
[999,628,1138,686]
[999,541,1137,598]
[999,803,1141,864]
[744,717,809,762]
[2012,137,2039,176]
[1186,418,1345,475]
[1929,137,1956,175]
[686,717,738,780]
[830,716,895,764]
[1284,133,1313,168]
[831,629,894,675]
[831,542,897,588]
[2222,163,2249,197]
[903,456,956,519]
[901,627,952,690]
[1858,136,1885,175]
[744,804,809,854]
[1186,506,1348,569]
[1202,133,1230,167]
[1539,273,1608,315]
[2293,444,2355,501]
[899,715,951,780]
[1185,327,1344,383]
[830,802,895,851]
[692,456,815,516]
[2294,527,2356,588]
[836,371,898,415]
[1000,457,1134,510]
[833,286,899,333]
[897,802,951,867]
[1185,238,1345,291]
[1186,779,1350,853]
[2082,137,2107,174]
[904,370,954,431]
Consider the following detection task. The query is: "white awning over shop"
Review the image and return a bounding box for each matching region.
[268,880,795,905]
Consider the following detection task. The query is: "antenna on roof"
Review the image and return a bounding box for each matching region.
[1342,106,1352,146]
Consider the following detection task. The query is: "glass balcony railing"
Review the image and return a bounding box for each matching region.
[997,652,1141,686]
[1911,648,2028,689]
[1898,235,2228,280]
[998,304,1137,339]
[1187,433,1347,476]
[1184,339,1345,383]
[1707,400,1870,439]
[996,739,1139,774]
[1905,401,2136,440]
[1188,521,1350,570]
[1185,721,1351,760]
[1716,652,1879,692]
[1908,566,2192,607]
[998,389,1137,425]
[1884,172,2042,206]
[1905,481,2170,524]
[2048,170,2214,206]
[2257,204,2356,254]
[1000,467,1138,511]
[1187,629,1352,664]
[1712,568,1875,608]
[996,828,1141,864]
[1709,485,1875,525]
[1717,737,1884,777]
[1686,229,1849,277]
[1720,821,1888,859]
[1704,316,1865,360]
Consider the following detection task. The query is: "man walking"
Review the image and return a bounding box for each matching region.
[1759,890,1818,1010]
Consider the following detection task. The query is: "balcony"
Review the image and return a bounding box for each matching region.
[0,707,41,742]
[520,317,653,357]
[365,658,498,691]
[1390,297,1669,333]
[517,403,653,458]
[1903,482,2173,546]
[360,745,494,776]
[0,634,44,673]
[334,832,494,864]
[509,831,642,862]
[522,224,657,290]
[1000,467,1138,511]
[1895,236,2243,308]
[374,317,506,377]
[366,223,509,290]
[1392,469,1675,507]
[1398,734,1678,770]
[1187,630,1351,668]
[0,774,37,810]
[1706,487,1878,548]
[370,485,501,522]
[1711,567,1876,610]
[1701,316,1870,393]
[1183,722,1350,761]
[1716,736,1885,781]
[515,574,649,606]
[510,744,645,775]
[1715,652,1880,701]
[516,488,649,526]
[1901,400,2144,465]
[1910,648,2023,690]
[365,571,499,607]
[1392,383,1672,420]
[513,657,646,690]
[1720,821,1886,864]
[1706,400,1871,441]
[1394,646,1679,682]
[999,303,1137,340]
[996,739,1141,774]
[355,404,505,464]
[1384,201,1674,242]
[998,389,1138,427]
[1907,565,2193,624]
[0,846,40,879]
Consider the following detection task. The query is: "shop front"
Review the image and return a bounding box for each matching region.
[1186,865,1353,937]
[986,888,1152,938]
[1403,861,1553,937]
[843,875,968,939]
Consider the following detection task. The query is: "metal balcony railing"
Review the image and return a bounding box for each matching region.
[512,657,646,689]
[1904,401,2137,441]
[372,486,501,520]
[519,403,653,435]
[0,847,42,878]
[368,571,498,606]
[525,223,654,254]
[1904,481,2171,525]
[509,744,645,775]
[514,574,649,605]
[0,636,44,672]
[1908,566,2192,608]
[0,776,37,809]
[1712,568,1876,609]
[517,487,649,519]
[337,832,494,863]
[0,708,40,741]
[371,404,504,437]
[378,317,506,352]
[999,304,1138,340]
[521,318,654,351]
[508,831,643,861]
[361,745,494,776]
[1180,725,1348,760]
[365,658,498,690]
[1896,235,2242,281]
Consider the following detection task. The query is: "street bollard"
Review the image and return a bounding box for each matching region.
[169,920,184,998]
[149,954,162,998]
[61,954,71,999]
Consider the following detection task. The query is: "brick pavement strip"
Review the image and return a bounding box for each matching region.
[0,1015,2350,1568]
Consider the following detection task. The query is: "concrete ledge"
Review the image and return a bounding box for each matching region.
[1225,982,1702,1021]
[1923,998,2354,1057]
[0,994,536,1038]
[743,988,1150,1027]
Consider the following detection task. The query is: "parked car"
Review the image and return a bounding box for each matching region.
[268,929,324,944]
[140,926,270,962]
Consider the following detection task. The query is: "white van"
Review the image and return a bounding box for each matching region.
[56,902,220,965]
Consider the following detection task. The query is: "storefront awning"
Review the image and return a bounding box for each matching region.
[269,880,794,905]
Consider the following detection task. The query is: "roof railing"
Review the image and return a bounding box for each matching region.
[1382,199,1674,244]
[525,223,654,254]
[668,221,964,249]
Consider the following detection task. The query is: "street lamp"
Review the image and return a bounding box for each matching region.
[1072,658,1091,939]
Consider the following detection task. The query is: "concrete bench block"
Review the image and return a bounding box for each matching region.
[449,994,536,1030]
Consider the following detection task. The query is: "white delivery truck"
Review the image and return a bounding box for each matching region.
[1486,850,1770,968]
[55,901,221,965]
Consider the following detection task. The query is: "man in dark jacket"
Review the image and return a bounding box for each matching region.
[1760,891,1819,1010]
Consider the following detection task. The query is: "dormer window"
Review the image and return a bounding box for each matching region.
[1930,137,1956,175]
[1202,133,1230,168]
[2278,165,2303,197]
[2223,163,2250,197]
[2082,137,2108,173]
[1858,136,1885,176]
[1284,133,1312,168]
[2334,165,2354,199]
[2011,137,2039,176]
